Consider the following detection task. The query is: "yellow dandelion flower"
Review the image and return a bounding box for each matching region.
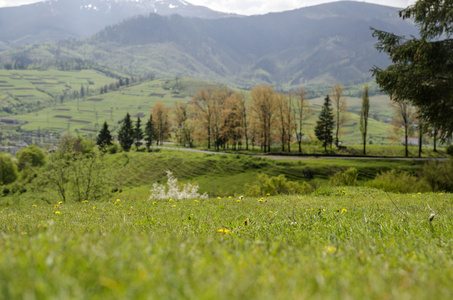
[54,204,59,208]
[439,193,444,196]
[218,229,231,234]
[266,193,270,196]
[217,197,221,199]
[342,208,347,213]
[153,202,157,205]
[172,205,176,207]
[92,206,96,209]
[82,200,88,203]
[8,214,11,217]
[194,200,199,203]
[228,196,232,199]
[32,204,37,208]
[417,192,421,195]
[116,199,120,203]
[169,199,172,202]
[258,199,263,202]
[236,200,241,203]
[325,246,337,254]
[55,211,60,215]
[58,201,63,205]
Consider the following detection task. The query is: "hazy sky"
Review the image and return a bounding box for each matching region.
[0,0,417,15]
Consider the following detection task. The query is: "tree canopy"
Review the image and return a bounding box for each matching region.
[372,0,453,140]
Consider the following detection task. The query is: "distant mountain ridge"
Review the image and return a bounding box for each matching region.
[0,1,417,89]
[0,0,236,50]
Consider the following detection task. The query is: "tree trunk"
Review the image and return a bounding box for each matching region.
[418,125,423,158]
[405,127,409,158]
[433,129,437,152]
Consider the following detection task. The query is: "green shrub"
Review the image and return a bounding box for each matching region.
[366,169,430,193]
[244,173,312,196]
[422,159,453,192]
[329,167,358,186]
[16,145,46,171]
[446,145,453,156]
[108,143,120,154]
[0,154,18,185]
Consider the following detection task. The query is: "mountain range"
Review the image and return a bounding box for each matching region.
[0,0,417,89]
[0,0,235,49]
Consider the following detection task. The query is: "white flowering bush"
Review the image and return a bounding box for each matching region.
[149,170,208,200]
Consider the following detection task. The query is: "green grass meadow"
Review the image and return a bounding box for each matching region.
[1,188,452,299]
[0,69,119,115]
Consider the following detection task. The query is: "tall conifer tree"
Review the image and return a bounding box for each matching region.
[118,113,134,152]
[314,95,335,152]
[144,114,156,152]
[134,117,143,150]
[96,121,113,151]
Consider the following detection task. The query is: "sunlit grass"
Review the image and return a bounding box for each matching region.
[1,187,452,299]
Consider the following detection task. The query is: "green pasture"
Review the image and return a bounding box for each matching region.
[1,188,452,299]
[0,69,119,116]
[14,79,190,135]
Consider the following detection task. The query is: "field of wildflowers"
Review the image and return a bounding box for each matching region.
[1,187,452,299]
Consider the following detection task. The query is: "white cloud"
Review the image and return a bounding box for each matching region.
[0,0,41,7]
[0,0,415,14]
[189,0,411,15]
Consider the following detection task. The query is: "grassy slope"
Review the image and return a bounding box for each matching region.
[96,150,430,199]
[1,188,452,299]
[0,69,119,116]
[12,77,224,136]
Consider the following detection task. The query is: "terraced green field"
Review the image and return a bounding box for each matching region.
[0,69,120,116]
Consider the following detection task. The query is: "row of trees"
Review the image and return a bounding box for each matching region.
[96,81,444,156]
[95,83,375,154]
[97,101,171,152]
[97,80,445,156]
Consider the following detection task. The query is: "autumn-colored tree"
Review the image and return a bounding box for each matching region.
[220,92,246,150]
[291,88,311,153]
[250,85,276,153]
[212,87,232,150]
[151,102,170,145]
[331,83,348,147]
[275,93,295,152]
[191,87,216,149]
[390,101,415,158]
[173,101,194,147]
